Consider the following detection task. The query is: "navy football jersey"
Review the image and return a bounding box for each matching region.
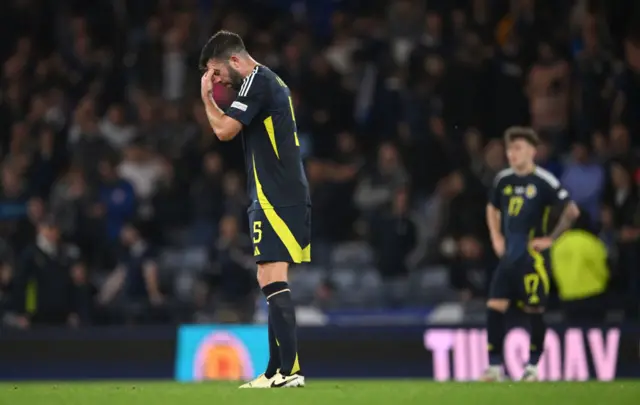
[489,167,570,261]
[225,65,311,211]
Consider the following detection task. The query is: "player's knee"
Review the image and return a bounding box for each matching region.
[257,262,289,287]
[487,299,510,313]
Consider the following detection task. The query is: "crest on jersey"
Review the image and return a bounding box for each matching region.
[525,184,537,198]
[503,185,513,196]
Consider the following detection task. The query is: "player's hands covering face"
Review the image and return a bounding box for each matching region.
[200,70,214,104]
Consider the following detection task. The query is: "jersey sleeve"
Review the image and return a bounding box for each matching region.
[225,71,266,126]
[488,176,502,208]
[538,170,570,205]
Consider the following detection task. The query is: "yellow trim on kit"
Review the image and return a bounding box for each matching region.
[542,206,551,234]
[252,155,311,263]
[275,76,287,88]
[291,353,301,374]
[263,116,279,159]
[274,74,301,147]
[528,230,550,295]
[287,97,300,147]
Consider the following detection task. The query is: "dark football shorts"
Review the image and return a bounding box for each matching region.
[488,250,550,308]
[248,204,311,264]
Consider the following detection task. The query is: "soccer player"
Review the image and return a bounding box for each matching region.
[482,127,580,382]
[198,31,310,388]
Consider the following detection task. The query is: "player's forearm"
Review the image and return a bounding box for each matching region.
[486,204,502,241]
[203,97,234,141]
[549,202,580,240]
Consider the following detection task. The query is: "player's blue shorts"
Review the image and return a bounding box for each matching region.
[488,250,550,308]
[248,204,311,264]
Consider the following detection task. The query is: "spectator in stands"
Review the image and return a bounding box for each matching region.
[599,205,617,253]
[604,161,640,318]
[439,171,489,299]
[99,104,136,151]
[118,141,164,214]
[322,131,362,243]
[10,216,81,328]
[162,28,188,102]
[0,164,29,251]
[98,158,136,243]
[561,142,605,222]
[8,122,30,159]
[355,142,408,220]
[301,54,351,156]
[69,101,115,183]
[189,151,224,246]
[612,33,640,141]
[591,131,610,163]
[221,171,249,229]
[370,187,417,308]
[29,126,59,198]
[70,260,96,325]
[463,129,484,175]
[196,215,255,323]
[11,197,46,256]
[0,257,13,321]
[608,124,637,166]
[149,158,190,245]
[535,139,563,179]
[492,32,529,136]
[527,42,570,145]
[131,16,164,95]
[152,103,196,160]
[49,167,90,242]
[474,139,506,189]
[134,97,162,149]
[306,160,333,271]
[97,222,166,324]
[573,13,616,140]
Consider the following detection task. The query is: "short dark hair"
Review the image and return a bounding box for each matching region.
[199,30,246,70]
[504,126,539,147]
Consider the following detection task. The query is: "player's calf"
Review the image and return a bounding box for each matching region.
[481,299,509,382]
[522,306,546,381]
[259,262,303,378]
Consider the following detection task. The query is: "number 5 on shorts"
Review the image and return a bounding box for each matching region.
[253,221,262,244]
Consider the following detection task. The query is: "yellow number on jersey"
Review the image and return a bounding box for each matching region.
[508,196,524,216]
[524,273,540,304]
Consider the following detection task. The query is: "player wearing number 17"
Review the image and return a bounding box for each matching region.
[199,31,310,388]
[482,127,580,382]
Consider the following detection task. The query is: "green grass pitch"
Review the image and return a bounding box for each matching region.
[1,380,639,405]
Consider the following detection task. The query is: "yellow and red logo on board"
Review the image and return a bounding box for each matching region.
[193,331,254,381]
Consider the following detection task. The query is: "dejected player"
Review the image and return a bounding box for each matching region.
[199,31,310,388]
[482,127,580,382]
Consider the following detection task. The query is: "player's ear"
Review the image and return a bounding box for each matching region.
[229,54,241,67]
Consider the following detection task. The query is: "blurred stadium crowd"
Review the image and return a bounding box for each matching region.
[0,0,639,327]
